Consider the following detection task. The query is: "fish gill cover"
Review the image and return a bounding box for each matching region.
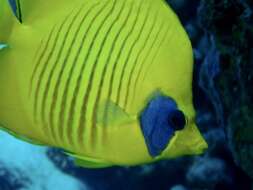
[0,0,252,189]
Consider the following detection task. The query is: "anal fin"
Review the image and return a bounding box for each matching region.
[65,151,114,169]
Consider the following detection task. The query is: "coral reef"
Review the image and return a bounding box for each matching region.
[197,0,253,179]
[0,131,87,190]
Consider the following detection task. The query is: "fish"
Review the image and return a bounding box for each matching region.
[0,0,208,168]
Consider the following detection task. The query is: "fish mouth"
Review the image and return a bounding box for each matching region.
[154,124,208,159]
[187,124,208,155]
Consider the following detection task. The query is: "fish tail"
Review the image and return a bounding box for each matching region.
[0,0,18,43]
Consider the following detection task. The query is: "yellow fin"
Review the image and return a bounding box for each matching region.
[74,158,113,169]
[97,100,135,127]
[0,125,46,146]
[65,151,113,168]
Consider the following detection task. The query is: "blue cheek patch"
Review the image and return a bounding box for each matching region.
[140,95,178,157]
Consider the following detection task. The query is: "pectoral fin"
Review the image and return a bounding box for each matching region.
[96,100,136,127]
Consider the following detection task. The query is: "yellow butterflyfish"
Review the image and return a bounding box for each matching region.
[0,0,207,168]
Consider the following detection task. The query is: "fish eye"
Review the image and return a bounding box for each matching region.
[168,110,186,130]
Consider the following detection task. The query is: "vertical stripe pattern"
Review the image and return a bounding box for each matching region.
[115,1,153,110]
[103,0,143,126]
[122,6,160,110]
[77,0,126,148]
[54,2,101,145]
[76,0,117,148]
[40,4,86,141]
[131,21,168,108]
[64,1,111,148]
[94,1,134,143]
[29,0,171,151]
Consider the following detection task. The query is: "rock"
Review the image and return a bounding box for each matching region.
[0,131,87,190]
[198,0,253,179]
[186,157,231,189]
[170,184,188,190]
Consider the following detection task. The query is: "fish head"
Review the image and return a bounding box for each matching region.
[139,93,208,160]
[131,6,209,160]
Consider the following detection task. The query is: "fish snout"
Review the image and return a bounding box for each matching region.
[188,129,208,155]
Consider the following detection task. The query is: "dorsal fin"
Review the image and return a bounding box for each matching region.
[0,0,18,42]
[8,0,23,22]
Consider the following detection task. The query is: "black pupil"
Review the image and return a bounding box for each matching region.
[168,110,186,130]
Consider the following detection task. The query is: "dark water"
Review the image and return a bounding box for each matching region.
[0,0,252,190]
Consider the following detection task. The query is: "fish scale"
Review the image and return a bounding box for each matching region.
[56,1,102,148]
[137,24,172,98]
[53,3,101,146]
[46,2,92,146]
[31,7,81,142]
[122,2,159,110]
[33,1,111,148]
[40,3,87,142]
[115,0,153,111]
[0,0,207,167]
[93,0,135,144]
[103,0,144,127]
[63,0,113,151]
[81,0,127,149]
[31,0,171,150]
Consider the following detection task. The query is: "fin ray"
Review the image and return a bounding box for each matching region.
[97,100,135,127]
[65,151,113,168]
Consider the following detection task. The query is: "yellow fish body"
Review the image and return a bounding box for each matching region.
[0,0,207,168]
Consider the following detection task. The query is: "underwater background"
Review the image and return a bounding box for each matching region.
[0,0,252,189]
